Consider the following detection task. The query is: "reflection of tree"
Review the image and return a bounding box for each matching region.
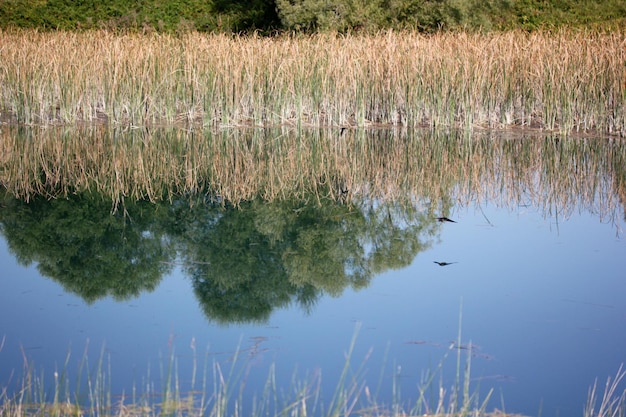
[0,192,438,323]
[173,198,437,324]
[178,203,306,324]
[0,194,172,303]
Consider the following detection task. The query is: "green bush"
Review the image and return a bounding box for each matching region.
[275,0,388,32]
[0,0,624,32]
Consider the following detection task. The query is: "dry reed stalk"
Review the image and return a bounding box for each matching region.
[0,126,623,224]
[0,29,623,135]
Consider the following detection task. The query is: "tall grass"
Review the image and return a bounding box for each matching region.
[0,29,623,135]
[0,328,518,417]
[1,126,624,223]
[3,326,623,417]
[585,365,626,417]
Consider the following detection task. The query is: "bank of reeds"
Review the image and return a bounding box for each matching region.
[1,126,625,223]
[0,29,624,135]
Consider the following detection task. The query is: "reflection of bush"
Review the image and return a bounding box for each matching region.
[0,193,437,323]
[0,194,172,303]
[176,198,437,324]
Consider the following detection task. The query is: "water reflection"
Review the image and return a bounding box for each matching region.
[2,126,625,221]
[0,126,625,416]
[1,125,625,324]
[0,195,168,302]
[0,194,438,323]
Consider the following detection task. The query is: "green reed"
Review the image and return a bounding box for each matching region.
[0,29,623,135]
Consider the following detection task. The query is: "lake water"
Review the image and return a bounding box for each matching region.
[1,127,625,417]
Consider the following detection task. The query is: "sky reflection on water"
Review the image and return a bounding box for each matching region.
[1,196,625,417]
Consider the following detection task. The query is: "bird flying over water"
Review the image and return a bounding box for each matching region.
[437,217,456,223]
[433,261,457,266]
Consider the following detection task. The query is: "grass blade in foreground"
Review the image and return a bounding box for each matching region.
[0,331,544,417]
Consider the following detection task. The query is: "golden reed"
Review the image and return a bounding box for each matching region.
[1,126,624,221]
[0,29,623,135]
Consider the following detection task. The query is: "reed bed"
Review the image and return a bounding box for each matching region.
[1,126,624,224]
[0,29,624,135]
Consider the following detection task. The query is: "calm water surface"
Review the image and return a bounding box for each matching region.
[1,129,625,417]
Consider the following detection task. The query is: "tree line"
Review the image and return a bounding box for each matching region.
[1,0,624,33]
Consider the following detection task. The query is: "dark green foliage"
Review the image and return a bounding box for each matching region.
[384,0,626,32]
[0,0,623,32]
[275,0,389,32]
[504,0,626,30]
[0,0,222,32]
[212,0,281,32]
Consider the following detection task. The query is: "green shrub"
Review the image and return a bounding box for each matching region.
[0,0,624,32]
[275,0,388,32]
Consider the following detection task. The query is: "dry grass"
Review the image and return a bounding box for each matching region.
[585,365,626,417]
[0,29,623,135]
[0,330,504,417]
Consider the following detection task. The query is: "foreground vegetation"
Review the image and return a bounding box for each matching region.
[2,327,495,417]
[0,0,624,33]
[0,29,623,134]
[0,332,624,417]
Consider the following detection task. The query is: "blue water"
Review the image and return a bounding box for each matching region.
[1,199,625,416]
